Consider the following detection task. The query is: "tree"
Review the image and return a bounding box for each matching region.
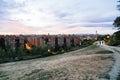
[109,31,120,46]
[110,0,120,46]
[113,17,120,29]
[113,0,120,29]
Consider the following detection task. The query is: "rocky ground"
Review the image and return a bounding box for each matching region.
[0,45,118,80]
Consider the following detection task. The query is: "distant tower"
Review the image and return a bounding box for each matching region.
[95,30,98,40]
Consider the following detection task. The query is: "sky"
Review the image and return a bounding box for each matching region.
[0,0,120,35]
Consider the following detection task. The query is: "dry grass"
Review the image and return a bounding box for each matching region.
[0,45,114,80]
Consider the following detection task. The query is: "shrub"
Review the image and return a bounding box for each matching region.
[29,46,42,55]
[0,48,6,58]
[109,31,120,46]
[82,39,95,46]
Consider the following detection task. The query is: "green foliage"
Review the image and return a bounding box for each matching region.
[16,47,27,59]
[0,48,6,58]
[109,31,120,46]
[96,50,113,54]
[113,17,120,29]
[29,46,42,55]
[83,76,94,80]
[111,1,120,46]
[97,35,104,40]
[113,31,120,40]
[41,44,53,56]
[81,39,95,46]
[99,73,110,79]
[0,40,92,63]
[113,1,120,29]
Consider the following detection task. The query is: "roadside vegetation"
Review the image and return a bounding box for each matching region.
[108,31,120,46]
[95,50,113,54]
[0,39,95,63]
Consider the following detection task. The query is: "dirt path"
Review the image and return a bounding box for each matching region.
[101,45,120,80]
[0,45,114,80]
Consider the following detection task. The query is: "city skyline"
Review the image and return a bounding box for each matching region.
[0,0,120,35]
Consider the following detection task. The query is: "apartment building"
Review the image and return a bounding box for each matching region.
[0,35,81,50]
[26,35,80,47]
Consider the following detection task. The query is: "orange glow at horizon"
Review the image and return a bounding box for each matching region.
[25,43,32,50]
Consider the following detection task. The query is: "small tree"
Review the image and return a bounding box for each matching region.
[113,17,120,29]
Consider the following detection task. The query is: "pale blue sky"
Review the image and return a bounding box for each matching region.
[0,0,119,34]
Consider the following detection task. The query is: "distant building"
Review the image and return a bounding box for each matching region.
[0,34,81,51]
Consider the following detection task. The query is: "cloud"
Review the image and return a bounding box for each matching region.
[0,0,119,35]
[0,20,35,34]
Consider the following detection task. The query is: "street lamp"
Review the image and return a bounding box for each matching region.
[107,35,110,39]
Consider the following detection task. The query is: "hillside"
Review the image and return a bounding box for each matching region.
[0,45,115,80]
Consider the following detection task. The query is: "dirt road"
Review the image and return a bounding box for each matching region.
[101,45,120,80]
[0,45,114,80]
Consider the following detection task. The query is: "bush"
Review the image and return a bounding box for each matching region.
[29,46,42,55]
[82,39,95,46]
[29,44,53,57]
[0,41,92,63]
[0,48,6,59]
[109,31,120,46]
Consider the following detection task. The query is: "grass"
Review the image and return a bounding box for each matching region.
[19,68,68,80]
[0,71,10,80]
[96,50,113,54]
[0,71,7,78]
[83,76,94,80]
[85,45,98,50]
[99,72,110,79]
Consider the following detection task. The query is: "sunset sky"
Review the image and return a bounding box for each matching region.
[0,0,119,35]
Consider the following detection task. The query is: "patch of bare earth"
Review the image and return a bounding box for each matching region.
[0,45,114,80]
